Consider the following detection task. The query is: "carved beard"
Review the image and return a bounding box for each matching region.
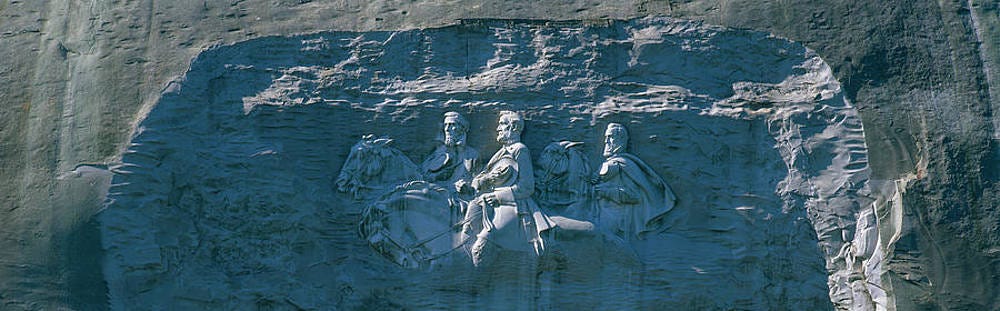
[603,142,624,157]
[443,132,465,147]
[497,129,518,145]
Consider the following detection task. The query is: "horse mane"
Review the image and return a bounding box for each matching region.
[537,141,592,206]
[335,135,420,200]
[563,144,592,196]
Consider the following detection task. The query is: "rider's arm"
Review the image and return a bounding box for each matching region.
[493,144,534,207]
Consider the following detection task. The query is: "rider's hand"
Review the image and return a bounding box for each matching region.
[483,193,499,207]
[455,179,470,194]
[471,177,482,192]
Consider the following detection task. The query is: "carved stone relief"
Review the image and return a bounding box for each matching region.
[100,18,871,310]
[594,123,676,240]
[536,140,593,219]
[338,111,676,268]
[347,112,675,268]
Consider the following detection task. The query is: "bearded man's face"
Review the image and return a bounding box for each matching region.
[496,115,518,144]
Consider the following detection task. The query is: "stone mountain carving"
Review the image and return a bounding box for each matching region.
[352,113,479,269]
[336,134,421,200]
[420,111,479,196]
[358,181,462,269]
[463,111,555,266]
[344,112,677,269]
[595,123,677,240]
[536,140,594,220]
[101,18,868,310]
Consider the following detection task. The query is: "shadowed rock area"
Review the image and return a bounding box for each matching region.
[101,18,870,310]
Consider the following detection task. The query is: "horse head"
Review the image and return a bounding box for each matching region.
[336,134,418,200]
[536,141,592,211]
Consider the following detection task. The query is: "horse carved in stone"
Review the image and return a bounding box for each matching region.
[534,141,644,265]
[337,137,630,269]
[336,135,466,268]
[358,181,466,269]
[335,135,421,200]
[535,141,596,221]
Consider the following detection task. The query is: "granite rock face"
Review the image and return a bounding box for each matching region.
[101,18,870,310]
[2,1,999,310]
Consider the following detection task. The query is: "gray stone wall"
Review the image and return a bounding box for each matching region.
[1,1,998,310]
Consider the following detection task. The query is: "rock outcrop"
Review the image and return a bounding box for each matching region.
[1,1,998,310]
[102,18,870,310]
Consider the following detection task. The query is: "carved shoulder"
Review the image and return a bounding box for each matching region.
[420,146,450,172]
[505,142,528,158]
[599,157,626,177]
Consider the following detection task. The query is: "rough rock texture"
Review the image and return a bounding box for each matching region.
[100,18,865,309]
[0,1,998,310]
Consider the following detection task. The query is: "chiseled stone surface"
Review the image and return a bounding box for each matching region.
[101,18,871,309]
[4,1,1000,310]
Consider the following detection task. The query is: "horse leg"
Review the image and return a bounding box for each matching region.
[460,198,484,237]
[470,235,494,267]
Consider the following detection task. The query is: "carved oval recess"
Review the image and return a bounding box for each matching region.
[101,17,873,310]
